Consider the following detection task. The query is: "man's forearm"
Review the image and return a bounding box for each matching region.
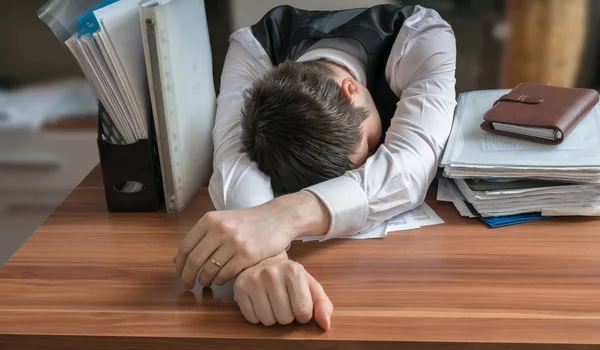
[261,190,331,240]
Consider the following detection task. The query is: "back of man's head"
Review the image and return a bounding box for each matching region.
[241,60,368,194]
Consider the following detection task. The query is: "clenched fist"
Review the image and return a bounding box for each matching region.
[233,252,333,329]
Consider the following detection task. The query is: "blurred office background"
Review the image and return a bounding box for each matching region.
[0,0,598,265]
[3,0,599,92]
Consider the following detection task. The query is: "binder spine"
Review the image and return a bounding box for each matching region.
[143,13,178,212]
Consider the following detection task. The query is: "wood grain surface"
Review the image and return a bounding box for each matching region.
[1,166,600,349]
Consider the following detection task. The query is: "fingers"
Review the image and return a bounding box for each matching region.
[308,273,334,330]
[212,227,257,286]
[180,238,220,290]
[264,267,295,325]
[198,247,233,287]
[213,255,245,286]
[247,284,277,326]
[284,262,313,324]
[214,245,289,286]
[234,292,259,324]
[231,257,331,329]
[175,215,212,278]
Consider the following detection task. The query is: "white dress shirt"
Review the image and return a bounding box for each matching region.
[208,5,457,240]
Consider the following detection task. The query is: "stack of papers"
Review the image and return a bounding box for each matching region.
[64,0,150,145]
[437,176,600,221]
[438,89,600,225]
[441,89,600,183]
[453,178,600,217]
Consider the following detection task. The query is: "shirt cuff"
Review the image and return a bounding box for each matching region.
[305,176,368,240]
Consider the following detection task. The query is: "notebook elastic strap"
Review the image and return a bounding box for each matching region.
[493,94,544,106]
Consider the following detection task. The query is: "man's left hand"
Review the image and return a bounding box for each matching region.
[174,191,330,289]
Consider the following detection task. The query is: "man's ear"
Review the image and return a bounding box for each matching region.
[341,78,360,100]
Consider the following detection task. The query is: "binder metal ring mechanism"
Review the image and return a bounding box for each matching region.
[96,103,164,212]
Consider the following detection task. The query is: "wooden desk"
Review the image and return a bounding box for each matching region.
[1,166,600,349]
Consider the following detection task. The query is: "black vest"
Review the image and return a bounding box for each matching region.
[250,5,415,145]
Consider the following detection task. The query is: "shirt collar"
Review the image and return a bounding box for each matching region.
[297,46,367,85]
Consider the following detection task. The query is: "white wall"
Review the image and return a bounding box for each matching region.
[229,0,396,30]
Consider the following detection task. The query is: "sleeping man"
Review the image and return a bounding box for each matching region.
[174,4,457,329]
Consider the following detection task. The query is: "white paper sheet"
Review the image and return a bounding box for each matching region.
[454,180,600,203]
[386,211,420,233]
[297,221,389,242]
[405,203,444,227]
[436,176,456,202]
[542,205,600,216]
[294,203,443,242]
[443,165,600,183]
[484,184,600,196]
[436,177,477,217]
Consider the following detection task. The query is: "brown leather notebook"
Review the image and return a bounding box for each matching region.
[481,82,599,144]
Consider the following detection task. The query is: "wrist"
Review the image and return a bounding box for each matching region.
[269,190,331,239]
[240,251,288,279]
[256,250,288,268]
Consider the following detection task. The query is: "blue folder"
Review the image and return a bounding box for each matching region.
[479,212,549,228]
[458,199,549,228]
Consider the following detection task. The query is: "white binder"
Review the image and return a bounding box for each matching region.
[139,0,216,212]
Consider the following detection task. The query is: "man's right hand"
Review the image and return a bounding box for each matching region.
[233,253,333,329]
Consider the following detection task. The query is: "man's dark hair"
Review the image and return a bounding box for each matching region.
[241,60,369,194]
